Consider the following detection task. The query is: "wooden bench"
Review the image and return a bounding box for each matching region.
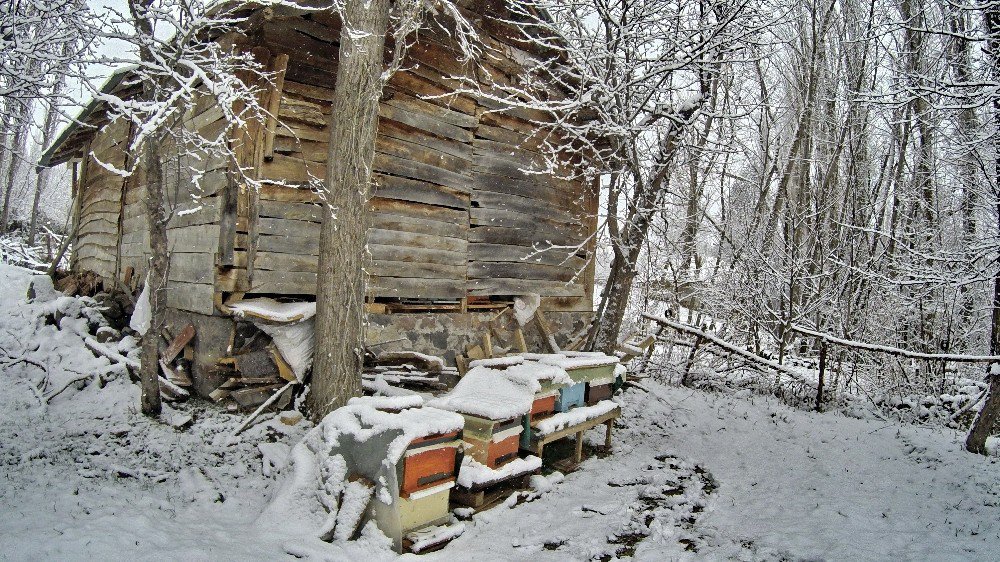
[523,405,620,464]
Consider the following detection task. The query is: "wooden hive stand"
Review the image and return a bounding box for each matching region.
[524,405,620,465]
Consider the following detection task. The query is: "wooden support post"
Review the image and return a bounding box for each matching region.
[574,430,583,463]
[262,53,289,161]
[483,332,492,358]
[514,327,528,353]
[816,338,827,412]
[534,311,559,352]
[604,419,613,450]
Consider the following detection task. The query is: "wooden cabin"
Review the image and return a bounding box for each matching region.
[40,0,599,398]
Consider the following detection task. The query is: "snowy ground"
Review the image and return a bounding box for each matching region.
[1,262,998,561]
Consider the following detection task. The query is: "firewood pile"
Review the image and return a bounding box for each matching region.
[209,323,297,412]
[362,350,453,393]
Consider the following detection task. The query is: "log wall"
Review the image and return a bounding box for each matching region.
[71,5,598,320]
[218,11,596,308]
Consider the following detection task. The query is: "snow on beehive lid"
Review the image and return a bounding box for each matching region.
[468,355,524,369]
[320,396,464,464]
[428,366,539,421]
[506,361,573,386]
[429,362,573,420]
[537,353,619,369]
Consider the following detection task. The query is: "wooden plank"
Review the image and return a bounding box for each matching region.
[254,251,318,272]
[167,224,222,253]
[376,133,469,174]
[272,136,327,161]
[467,224,582,247]
[471,173,579,209]
[278,95,327,128]
[272,118,329,143]
[165,281,216,315]
[386,70,477,115]
[468,261,577,283]
[168,251,215,284]
[470,208,586,238]
[251,270,317,295]
[372,173,469,210]
[468,243,587,269]
[373,152,471,193]
[368,243,466,267]
[218,171,238,266]
[370,276,466,299]
[258,216,321,238]
[370,196,468,224]
[372,213,467,241]
[166,197,222,229]
[259,200,324,222]
[367,228,466,254]
[260,154,325,183]
[468,277,583,297]
[383,92,477,128]
[377,103,473,143]
[472,189,583,224]
[162,324,196,363]
[368,260,466,280]
[259,183,322,203]
[282,80,336,102]
[256,233,319,255]
[475,123,552,153]
[378,118,473,162]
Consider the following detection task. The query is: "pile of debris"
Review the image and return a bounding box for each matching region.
[362,351,453,394]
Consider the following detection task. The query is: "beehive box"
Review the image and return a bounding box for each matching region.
[460,414,522,468]
[398,480,454,532]
[556,382,586,412]
[585,378,614,405]
[399,430,463,498]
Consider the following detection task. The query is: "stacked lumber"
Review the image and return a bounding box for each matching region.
[157,324,195,400]
[362,350,452,393]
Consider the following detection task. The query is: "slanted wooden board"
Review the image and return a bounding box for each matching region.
[162,324,196,363]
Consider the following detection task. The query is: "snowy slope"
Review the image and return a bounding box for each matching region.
[0,262,997,560]
[430,385,999,561]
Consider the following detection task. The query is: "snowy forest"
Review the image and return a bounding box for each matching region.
[1,0,999,559]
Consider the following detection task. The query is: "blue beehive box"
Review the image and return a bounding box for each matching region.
[556,382,585,412]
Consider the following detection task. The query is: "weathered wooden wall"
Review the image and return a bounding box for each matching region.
[69,89,235,316]
[73,119,130,280]
[213,9,596,310]
[69,3,598,322]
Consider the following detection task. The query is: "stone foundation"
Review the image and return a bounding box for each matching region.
[173,308,595,399]
[366,311,594,364]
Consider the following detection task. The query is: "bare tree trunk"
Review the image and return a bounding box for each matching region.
[130,0,163,417]
[966,5,1000,455]
[589,110,696,353]
[1,100,31,232]
[140,138,166,417]
[308,0,391,419]
[28,97,63,245]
